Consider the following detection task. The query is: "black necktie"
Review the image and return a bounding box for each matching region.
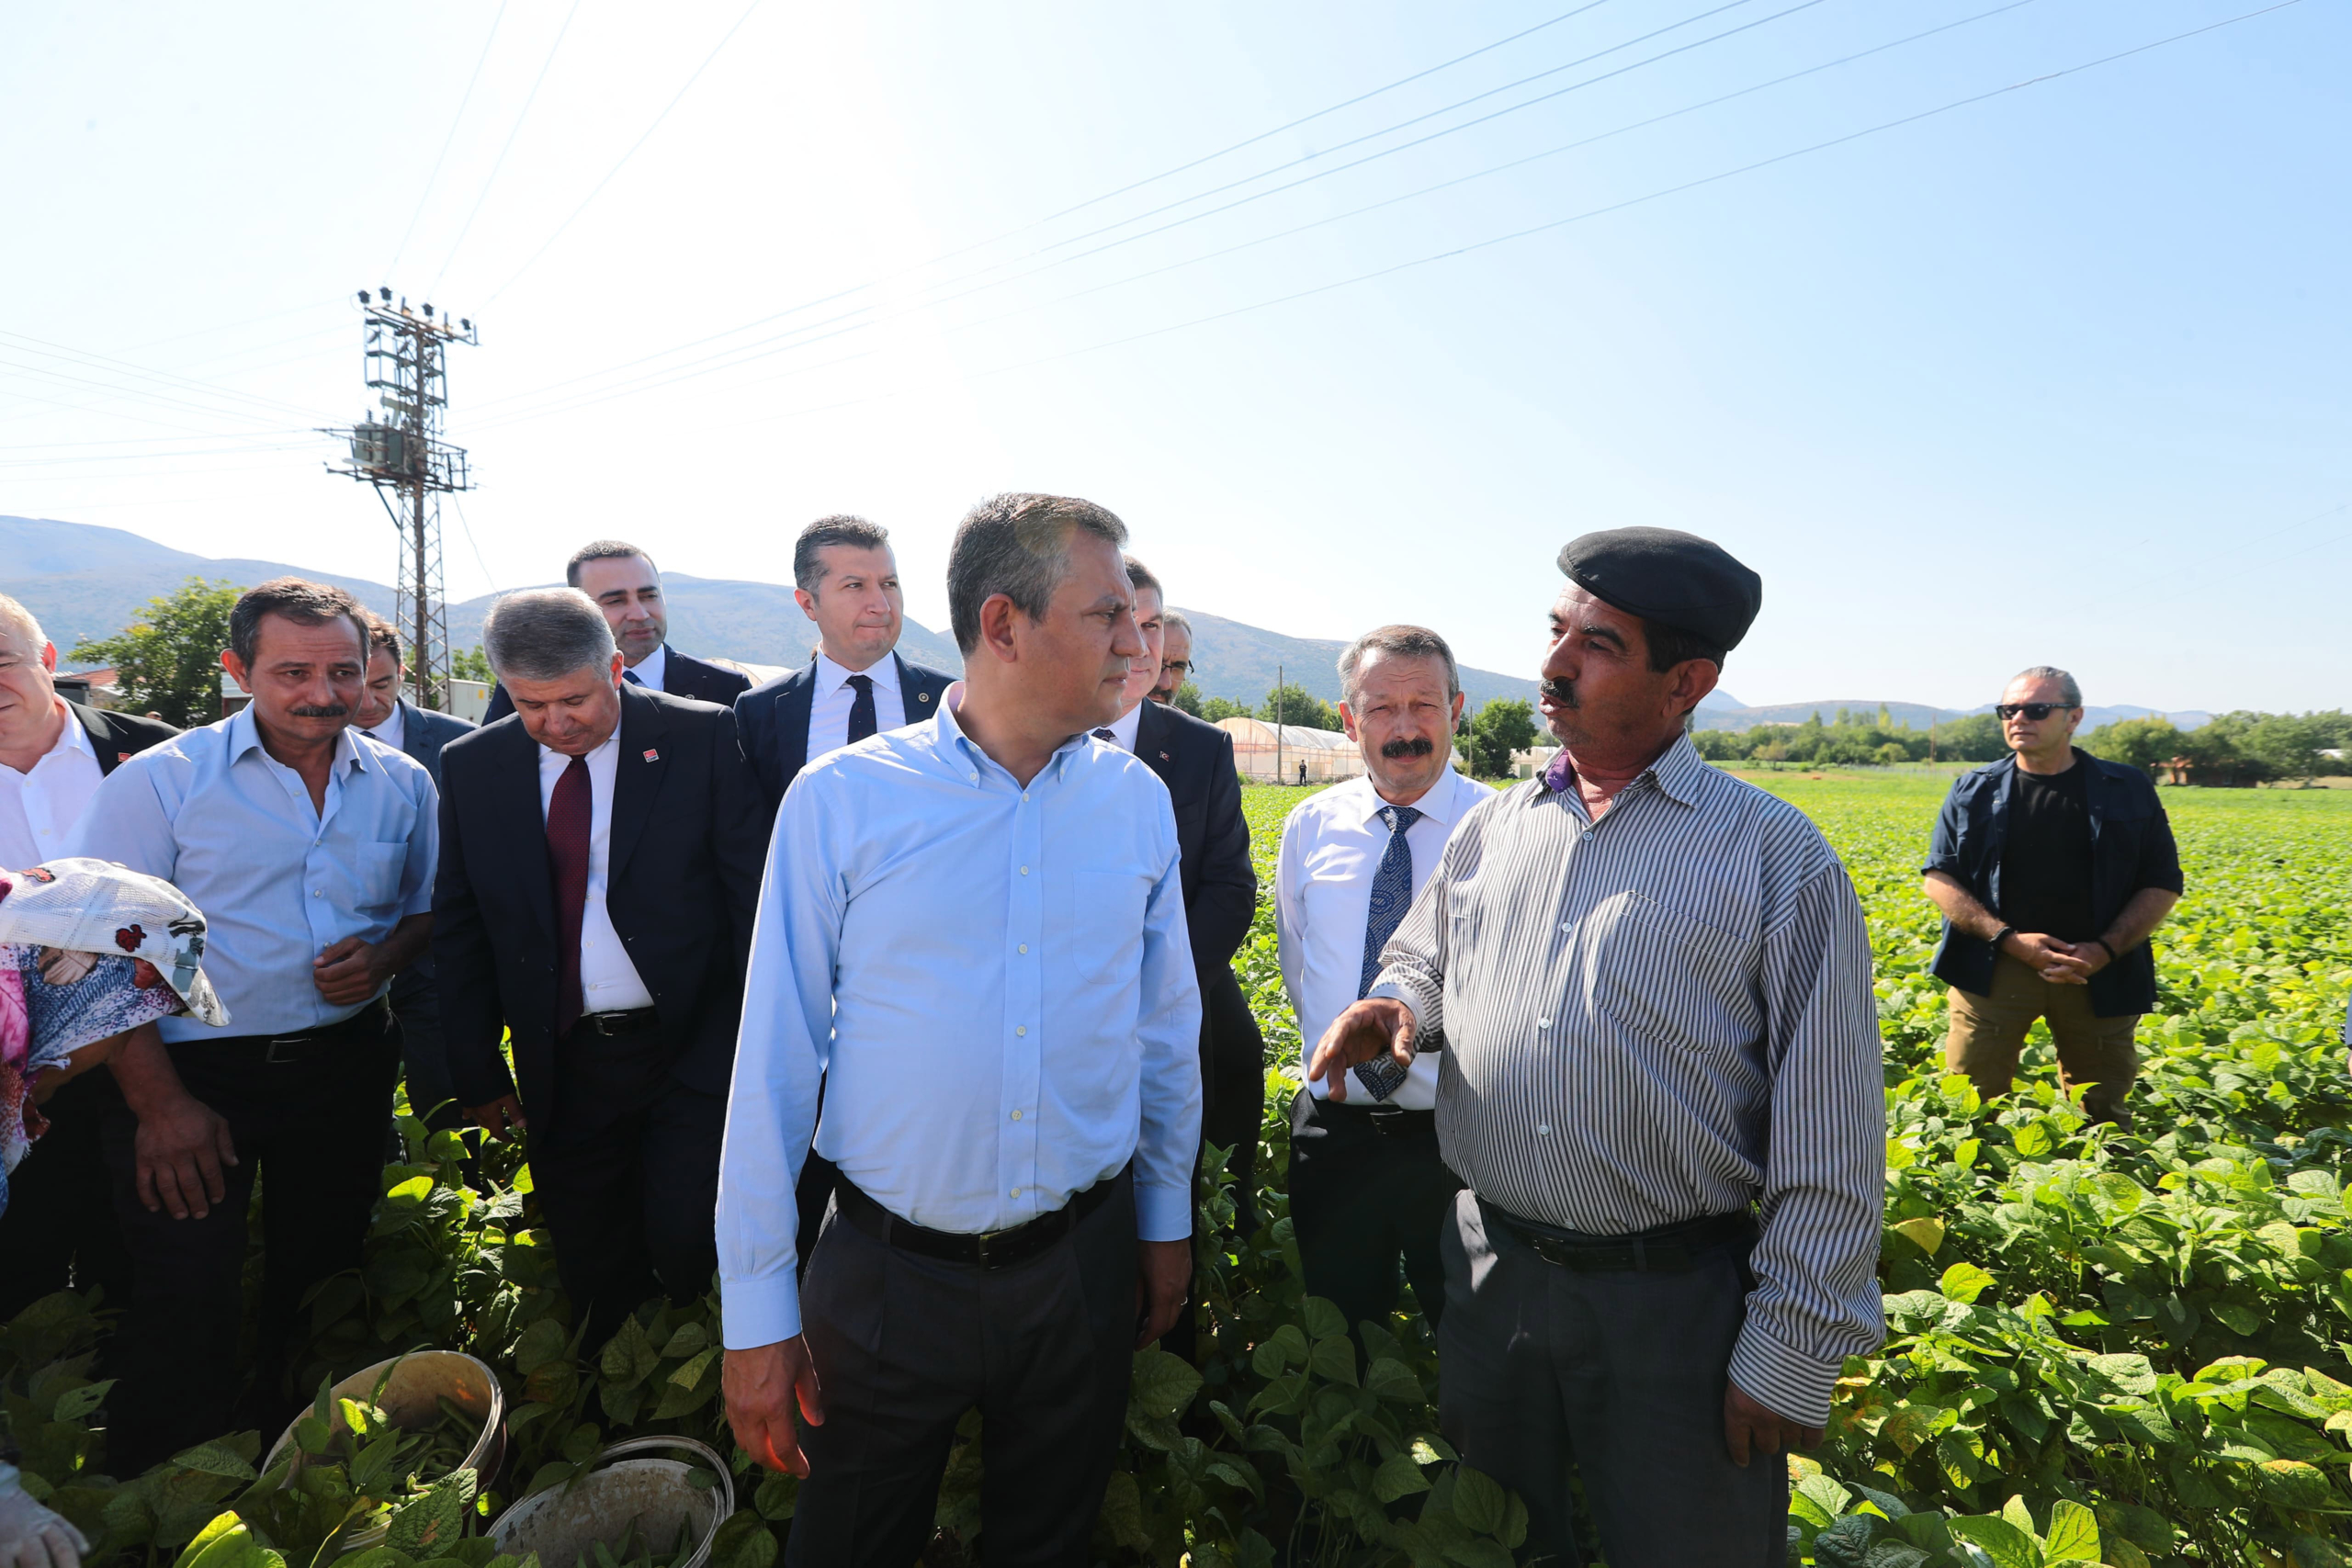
[1091,728,1116,744]
[846,674,877,743]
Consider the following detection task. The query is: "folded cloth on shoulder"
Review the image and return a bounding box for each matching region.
[0,857,229,1214]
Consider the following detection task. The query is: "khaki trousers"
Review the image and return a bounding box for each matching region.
[1944,954,2141,1124]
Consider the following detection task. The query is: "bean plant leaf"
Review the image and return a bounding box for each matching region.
[1451,1464,1507,1535]
[1371,1451,1431,1503]
[1130,1348,1203,1419]
[1890,1217,1945,1258]
[1938,1262,1996,1304]
[2042,1499,2099,1562]
[171,1443,258,1482]
[598,1314,661,1389]
[1946,1514,2040,1568]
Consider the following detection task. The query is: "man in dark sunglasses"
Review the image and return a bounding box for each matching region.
[1919,666,2184,1124]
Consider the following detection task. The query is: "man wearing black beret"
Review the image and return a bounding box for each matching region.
[1309,527,1885,1566]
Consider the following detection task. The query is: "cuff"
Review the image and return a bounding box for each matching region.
[1726,1316,1846,1429]
[1365,982,1436,1051]
[1919,855,1964,878]
[720,1272,803,1348]
[1135,1177,1193,1243]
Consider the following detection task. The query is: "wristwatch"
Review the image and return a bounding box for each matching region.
[1991,925,2016,953]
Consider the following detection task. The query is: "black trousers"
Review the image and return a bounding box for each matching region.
[1437,1191,1786,1567]
[100,1008,401,1473]
[788,1171,1138,1568]
[0,1068,134,1322]
[389,964,462,1134]
[1287,1089,1463,1341]
[1202,975,1267,1225]
[526,1020,724,1353]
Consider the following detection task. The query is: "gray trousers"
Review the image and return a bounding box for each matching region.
[1437,1190,1787,1567]
[787,1171,1138,1568]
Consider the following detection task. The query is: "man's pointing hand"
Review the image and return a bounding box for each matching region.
[1306,998,1417,1103]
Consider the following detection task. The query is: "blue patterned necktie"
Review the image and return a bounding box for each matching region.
[1352,804,1422,1100]
[622,668,645,686]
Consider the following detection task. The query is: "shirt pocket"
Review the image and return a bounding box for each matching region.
[1065,867,1153,991]
[1579,889,1756,1055]
[346,841,412,919]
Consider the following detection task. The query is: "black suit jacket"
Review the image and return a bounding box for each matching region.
[430,687,768,1130]
[733,650,957,807]
[481,647,752,726]
[69,702,179,776]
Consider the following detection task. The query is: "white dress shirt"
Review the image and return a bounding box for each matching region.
[0,700,104,871]
[1276,764,1494,1110]
[718,684,1204,1348]
[537,730,656,1013]
[805,650,906,765]
[69,708,437,1040]
[622,642,668,692]
[1100,698,1145,753]
[360,698,406,754]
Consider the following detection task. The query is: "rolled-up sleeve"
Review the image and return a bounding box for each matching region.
[1919,779,1968,880]
[715,780,844,1349]
[1727,863,1888,1427]
[2133,797,2185,897]
[1132,818,1203,1242]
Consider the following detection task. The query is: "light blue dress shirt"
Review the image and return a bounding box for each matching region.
[67,709,437,1042]
[717,687,1204,1348]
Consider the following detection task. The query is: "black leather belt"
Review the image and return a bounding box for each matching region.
[834,1167,1126,1271]
[1488,1203,1753,1274]
[1318,1098,1438,1140]
[248,1001,390,1064]
[573,1008,659,1038]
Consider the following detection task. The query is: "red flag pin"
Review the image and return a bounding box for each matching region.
[642,748,660,762]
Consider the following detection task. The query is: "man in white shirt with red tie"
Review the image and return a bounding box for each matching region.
[1276,626,1491,1346]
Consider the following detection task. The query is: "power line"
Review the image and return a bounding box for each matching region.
[431,0,584,295]
[480,0,768,307]
[387,0,512,280]
[467,0,2002,432]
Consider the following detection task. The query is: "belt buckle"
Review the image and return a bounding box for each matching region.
[264,1035,309,1065]
[973,1224,1016,1269]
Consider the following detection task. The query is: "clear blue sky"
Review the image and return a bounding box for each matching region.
[4,0,2344,711]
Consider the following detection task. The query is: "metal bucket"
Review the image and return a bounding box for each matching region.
[489,1438,735,1568]
[262,1350,507,1552]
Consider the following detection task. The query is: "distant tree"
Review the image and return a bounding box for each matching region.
[70,576,240,728]
[1875,741,1907,767]
[1199,695,1251,724]
[1692,729,1743,761]
[2080,716,2188,776]
[450,644,495,684]
[1257,682,1340,733]
[1933,713,2009,762]
[1466,697,1538,780]
[1169,681,1204,717]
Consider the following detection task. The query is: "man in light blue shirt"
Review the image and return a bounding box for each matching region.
[69,578,436,1470]
[718,492,1203,1567]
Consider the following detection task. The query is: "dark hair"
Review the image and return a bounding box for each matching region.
[565,539,657,587]
[1125,554,1162,600]
[1642,617,1728,676]
[946,493,1129,655]
[364,615,403,668]
[230,578,368,668]
[793,515,891,592]
[1339,624,1459,706]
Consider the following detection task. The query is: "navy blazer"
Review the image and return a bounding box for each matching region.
[733,650,956,807]
[430,686,768,1130]
[481,647,751,726]
[390,699,476,791]
[68,701,179,777]
[1923,750,2184,1017]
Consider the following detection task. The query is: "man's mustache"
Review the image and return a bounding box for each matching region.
[1379,735,1435,761]
[288,703,350,718]
[1539,677,1577,708]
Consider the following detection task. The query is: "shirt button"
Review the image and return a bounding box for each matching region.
[1018,943,1028,954]
[1010,1187,1022,1199]
[311,889,322,897]
[1016,1025,1027,1037]
[1536,1017,1552,1028]
[1011,1110,1023,1122]
[1537,1122,1552,1136]
[1020,865,1029,875]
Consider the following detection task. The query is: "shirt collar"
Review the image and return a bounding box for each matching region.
[936,682,1089,787]
[226,705,368,773]
[538,726,619,770]
[1352,761,1472,828]
[627,643,667,692]
[1106,699,1145,753]
[47,699,92,762]
[816,649,899,696]
[1542,731,1705,807]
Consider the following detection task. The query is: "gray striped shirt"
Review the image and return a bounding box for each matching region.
[1369,734,1884,1427]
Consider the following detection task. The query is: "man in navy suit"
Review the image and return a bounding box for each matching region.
[435,589,766,1347]
[482,541,752,723]
[1100,559,1261,1357]
[0,591,180,1318]
[355,619,476,1133]
[734,515,956,808]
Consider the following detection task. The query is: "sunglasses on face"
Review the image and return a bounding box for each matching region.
[1996,703,2071,721]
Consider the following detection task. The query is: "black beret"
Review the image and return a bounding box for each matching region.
[1555,526,1762,652]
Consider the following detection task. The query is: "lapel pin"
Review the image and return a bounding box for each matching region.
[118,751,133,762]
[1159,750,1171,761]
[918,692,931,703]
[643,748,661,762]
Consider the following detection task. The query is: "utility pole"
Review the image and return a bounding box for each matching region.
[1275,662,1284,785]
[325,288,478,710]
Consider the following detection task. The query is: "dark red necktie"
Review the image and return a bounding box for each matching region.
[547,755,591,1038]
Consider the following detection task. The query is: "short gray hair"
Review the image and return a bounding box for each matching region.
[2007,665,2082,707]
[0,592,46,653]
[482,589,616,682]
[946,493,1129,655]
[1160,609,1193,639]
[1339,625,1460,707]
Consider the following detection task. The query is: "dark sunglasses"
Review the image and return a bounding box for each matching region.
[1996,703,2072,721]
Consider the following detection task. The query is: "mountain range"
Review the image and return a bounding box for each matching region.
[3,514,2210,727]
